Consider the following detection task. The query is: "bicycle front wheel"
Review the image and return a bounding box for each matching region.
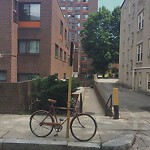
[29,110,54,137]
[70,114,97,141]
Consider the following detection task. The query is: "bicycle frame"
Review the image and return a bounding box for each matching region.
[41,106,77,127]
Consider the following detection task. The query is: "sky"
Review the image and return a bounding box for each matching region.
[98,0,124,11]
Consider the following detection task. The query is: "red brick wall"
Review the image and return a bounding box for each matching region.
[0,81,33,114]
[0,0,18,82]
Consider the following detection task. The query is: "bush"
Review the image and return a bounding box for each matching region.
[32,75,80,110]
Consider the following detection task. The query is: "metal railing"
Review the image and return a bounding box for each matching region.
[105,94,113,117]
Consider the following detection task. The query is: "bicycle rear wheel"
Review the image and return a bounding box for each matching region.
[29,110,54,137]
[70,113,97,141]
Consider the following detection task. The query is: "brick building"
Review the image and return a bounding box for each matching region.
[59,0,98,76]
[0,0,69,82]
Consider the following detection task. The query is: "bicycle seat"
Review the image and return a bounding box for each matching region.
[48,99,56,104]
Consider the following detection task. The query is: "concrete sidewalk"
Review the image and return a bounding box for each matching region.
[0,87,135,150]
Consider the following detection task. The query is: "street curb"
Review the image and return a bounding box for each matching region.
[68,142,100,150]
[1,139,67,150]
[0,134,135,150]
[102,134,135,150]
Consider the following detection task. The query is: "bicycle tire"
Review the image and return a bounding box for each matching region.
[70,113,97,141]
[29,110,54,137]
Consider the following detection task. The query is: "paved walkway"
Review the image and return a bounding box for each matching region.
[0,87,135,150]
[95,78,150,150]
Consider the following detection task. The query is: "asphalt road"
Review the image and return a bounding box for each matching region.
[95,78,150,112]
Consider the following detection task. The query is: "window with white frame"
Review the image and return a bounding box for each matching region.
[137,43,143,62]
[147,73,150,91]
[138,11,144,31]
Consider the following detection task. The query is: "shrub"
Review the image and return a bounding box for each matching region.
[32,75,80,110]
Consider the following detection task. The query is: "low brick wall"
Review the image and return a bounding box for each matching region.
[0,81,33,114]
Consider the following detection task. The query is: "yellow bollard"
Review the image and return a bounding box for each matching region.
[113,88,119,119]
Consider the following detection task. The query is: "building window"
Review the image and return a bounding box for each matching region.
[75,14,80,19]
[64,73,66,79]
[60,48,63,60]
[68,0,73,1]
[19,3,40,21]
[147,73,150,91]
[78,22,80,27]
[0,71,6,82]
[83,6,88,10]
[76,0,81,2]
[83,14,88,19]
[75,6,80,10]
[68,7,73,11]
[13,0,18,23]
[55,44,59,58]
[131,32,134,45]
[81,56,87,61]
[61,6,65,10]
[60,21,63,38]
[138,11,144,31]
[18,73,39,82]
[82,64,87,69]
[64,51,67,62]
[18,40,39,54]
[65,29,67,40]
[137,43,143,62]
[132,3,135,18]
[83,0,88,2]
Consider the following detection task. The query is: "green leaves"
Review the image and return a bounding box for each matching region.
[81,6,120,75]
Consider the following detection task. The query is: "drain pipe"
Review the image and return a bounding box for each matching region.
[132,67,150,90]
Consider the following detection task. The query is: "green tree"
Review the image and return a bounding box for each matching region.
[81,6,120,76]
[110,6,121,63]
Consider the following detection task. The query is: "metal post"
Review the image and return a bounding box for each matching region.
[113,88,119,119]
[66,42,74,138]
[79,93,83,113]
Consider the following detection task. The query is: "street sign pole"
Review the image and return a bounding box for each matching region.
[66,15,78,138]
[66,42,74,138]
